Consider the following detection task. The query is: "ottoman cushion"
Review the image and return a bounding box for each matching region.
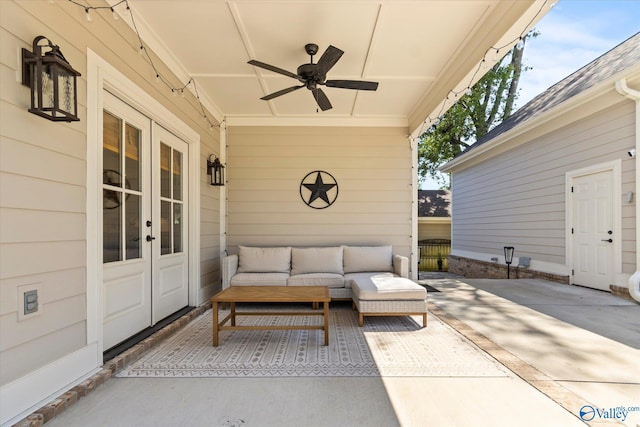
[352,276,426,301]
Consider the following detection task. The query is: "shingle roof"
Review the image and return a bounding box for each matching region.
[417,190,451,217]
[466,31,640,151]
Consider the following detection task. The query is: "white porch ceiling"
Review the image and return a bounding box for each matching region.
[123,0,549,133]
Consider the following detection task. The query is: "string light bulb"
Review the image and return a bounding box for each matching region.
[85,8,92,22]
[139,45,145,55]
[155,74,160,83]
[111,7,119,20]
[516,38,525,50]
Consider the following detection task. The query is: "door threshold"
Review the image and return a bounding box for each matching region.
[103,306,195,363]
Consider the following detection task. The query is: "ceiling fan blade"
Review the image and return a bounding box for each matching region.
[261,85,305,100]
[248,60,300,80]
[325,80,379,91]
[312,88,332,111]
[316,45,344,75]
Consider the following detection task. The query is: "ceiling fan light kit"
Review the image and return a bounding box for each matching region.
[248,43,379,111]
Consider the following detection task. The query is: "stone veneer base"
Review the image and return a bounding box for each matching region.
[450,255,639,305]
[448,255,570,284]
[12,302,212,427]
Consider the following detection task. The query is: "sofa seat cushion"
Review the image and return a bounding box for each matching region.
[291,247,343,275]
[343,246,393,273]
[287,273,345,288]
[237,246,291,273]
[230,272,290,287]
[352,276,426,301]
[344,272,395,288]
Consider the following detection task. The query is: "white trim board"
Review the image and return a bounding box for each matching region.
[86,48,201,352]
[0,344,99,427]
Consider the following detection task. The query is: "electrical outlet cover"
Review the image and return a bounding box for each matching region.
[17,283,42,321]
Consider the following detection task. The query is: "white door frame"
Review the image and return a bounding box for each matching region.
[566,160,622,288]
[87,49,200,357]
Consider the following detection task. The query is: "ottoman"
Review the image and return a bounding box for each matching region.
[351,275,427,327]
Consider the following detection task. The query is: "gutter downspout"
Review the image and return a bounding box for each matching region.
[616,78,640,302]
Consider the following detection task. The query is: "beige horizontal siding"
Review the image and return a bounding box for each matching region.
[0,320,86,385]
[226,126,412,258]
[418,222,451,240]
[451,100,636,269]
[1,0,221,391]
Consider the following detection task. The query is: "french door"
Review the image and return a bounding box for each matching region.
[102,92,189,350]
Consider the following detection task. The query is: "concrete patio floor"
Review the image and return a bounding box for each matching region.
[42,276,639,427]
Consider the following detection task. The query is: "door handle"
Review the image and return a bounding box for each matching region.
[146,235,156,242]
[601,238,612,243]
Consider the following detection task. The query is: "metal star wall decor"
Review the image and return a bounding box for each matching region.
[300,170,338,209]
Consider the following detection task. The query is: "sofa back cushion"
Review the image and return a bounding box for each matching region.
[237,246,291,273]
[291,247,343,276]
[343,245,393,273]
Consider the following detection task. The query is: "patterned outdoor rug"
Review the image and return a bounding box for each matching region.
[118,304,507,378]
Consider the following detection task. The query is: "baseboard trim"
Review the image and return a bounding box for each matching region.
[1,343,99,426]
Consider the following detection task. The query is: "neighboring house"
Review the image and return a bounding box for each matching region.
[417,190,451,271]
[0,1,550,424]
[441,33,640,300]
[417,189,451,241]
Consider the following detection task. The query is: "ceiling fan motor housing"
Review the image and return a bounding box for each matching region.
[297,63,323,83]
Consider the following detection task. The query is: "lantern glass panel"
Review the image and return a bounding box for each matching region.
[40,66,55,110]
[59,69,75,116]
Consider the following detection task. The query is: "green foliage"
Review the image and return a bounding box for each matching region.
[418,31,537,188]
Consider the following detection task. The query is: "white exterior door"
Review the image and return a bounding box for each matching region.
[151,124,189,322]
[102,93,189,350]
[571,170,614,291]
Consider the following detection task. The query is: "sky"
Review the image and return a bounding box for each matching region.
[420,0,640,190]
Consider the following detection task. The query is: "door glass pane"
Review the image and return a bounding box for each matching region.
[161,200,171,255]
[173,150,182,200]
[173,150,182,201]
[173,203,182,253]
[103,111,121,184]
[125,124,141,191]
[160,143,171,198]
[126,194,141,259]
[103,190,121,263]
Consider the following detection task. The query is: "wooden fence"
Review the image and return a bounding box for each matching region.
[418,239,451,271]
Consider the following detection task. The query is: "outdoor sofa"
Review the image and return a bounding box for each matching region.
[222,245,428,326]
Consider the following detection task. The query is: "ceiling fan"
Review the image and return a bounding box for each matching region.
[248,43,379,111]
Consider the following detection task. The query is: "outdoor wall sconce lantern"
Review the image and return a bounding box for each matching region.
[504,246,515,279]
[207,154,225,186]
[22,35,81,122]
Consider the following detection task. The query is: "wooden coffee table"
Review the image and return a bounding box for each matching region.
[210,286,330,346]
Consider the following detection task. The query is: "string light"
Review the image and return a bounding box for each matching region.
[65,0,547,135]
[415,0,553,138]
[63,0,220,131]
